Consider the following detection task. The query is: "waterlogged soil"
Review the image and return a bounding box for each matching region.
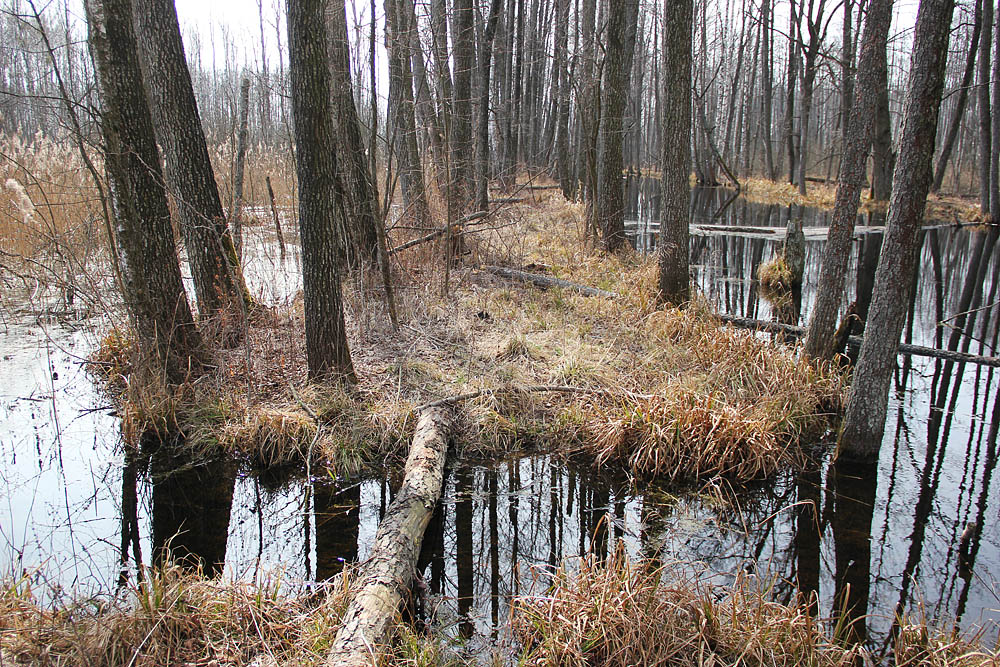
[1,189,998,654]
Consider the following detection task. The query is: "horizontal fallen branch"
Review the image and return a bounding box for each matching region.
[388,210,489,255]
[483,266,620,298]
[326,407,452,667]
[717,314,1000,368]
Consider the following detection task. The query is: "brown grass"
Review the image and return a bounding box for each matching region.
[757,254,795,292]
[89,182,845,483]
[741,176,982,223]
[0,561,465,666]
[511,551,999,667]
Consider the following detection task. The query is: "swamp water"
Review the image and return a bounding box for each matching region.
[2,187,998,656]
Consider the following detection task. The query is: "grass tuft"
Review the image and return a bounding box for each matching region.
[511,552,998,667]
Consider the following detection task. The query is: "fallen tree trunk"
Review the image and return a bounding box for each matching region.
[483,266,620,298]
[718,314,1000,368]
[326,407,452,667]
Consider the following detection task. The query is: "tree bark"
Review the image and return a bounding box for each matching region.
[230,74,251,262]
[451,0,476,220]
[839,0,956,459]
[327,0,383,265]
[132,0,250,324]
[657,0,692,305]
[596,0,639,251]
[979,0,994,214]
[932,0,982,192]
[804,0,894,361]
[326,408,452,667]
[86,0,203,384]
[288,0,356,382]
[385,0,430,227]
[475,0,504,211]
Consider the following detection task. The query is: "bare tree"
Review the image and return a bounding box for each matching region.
[596,0,640,251]
[288,0,356,382]
[839,0,956,459]
[804,0,894,361]
[86,0,203,384]
[657,0,692,305]
[132,0,251,327]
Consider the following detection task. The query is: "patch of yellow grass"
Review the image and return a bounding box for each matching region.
[512,552,998,667]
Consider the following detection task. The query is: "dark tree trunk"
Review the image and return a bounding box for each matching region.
[288,0,356,382]
[871,54,895,201]
[132,0,250,325]
[804,0,894,361]
[475,0,504,210]
[596,0,639,251]
[577,0,598,236]
[86,0,203,385]
[451,0,476,221]
[385,0,430,226]
[979,0,994,214]
[657,0,692,305]
[839,0,956,459]
[784,0,800,184]
[554,0,571,198]
[327,0,383,264]
[406,0,447,185]
[231,74,250,262]
[762,0,776,179]
[932,0,982,192]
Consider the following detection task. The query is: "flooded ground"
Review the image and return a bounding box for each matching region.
[1,187,998,654]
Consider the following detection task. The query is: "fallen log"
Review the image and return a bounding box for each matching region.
[483,266,620,298]
[326,407,452,667]
[717,314,1000,368]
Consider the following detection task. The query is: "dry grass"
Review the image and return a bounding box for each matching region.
[741,177,981,223]
[0,562,464,666]
[757,254,795,292]
[511,552,999,667]
[90,182,845,483]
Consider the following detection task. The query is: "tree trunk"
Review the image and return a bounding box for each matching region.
[804,0,894,362]
[980,0,994,214]
[404,0,446,184]
[554,0,572,198]
[327,0,383,264]
[451,0,476,221]
[475,0,504,210]
[784,0,800,184]
[657,0,692,306]
[762,0,776,179]
[86,0,203,385]
[288,0,356,382]
[839,0,956,459]
[231,74,251,262]
[871,54,895,201]
[932,0,982,192]
[326,408,452,667]
[385,0,430,226]
[132,0,250,325]
[596,0,639,251]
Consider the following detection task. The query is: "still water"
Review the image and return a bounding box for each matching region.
[1,187,998,654]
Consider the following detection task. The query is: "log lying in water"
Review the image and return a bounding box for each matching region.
[326,407,452,667]
[483,265,620,298]
[717,314,1000,368]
